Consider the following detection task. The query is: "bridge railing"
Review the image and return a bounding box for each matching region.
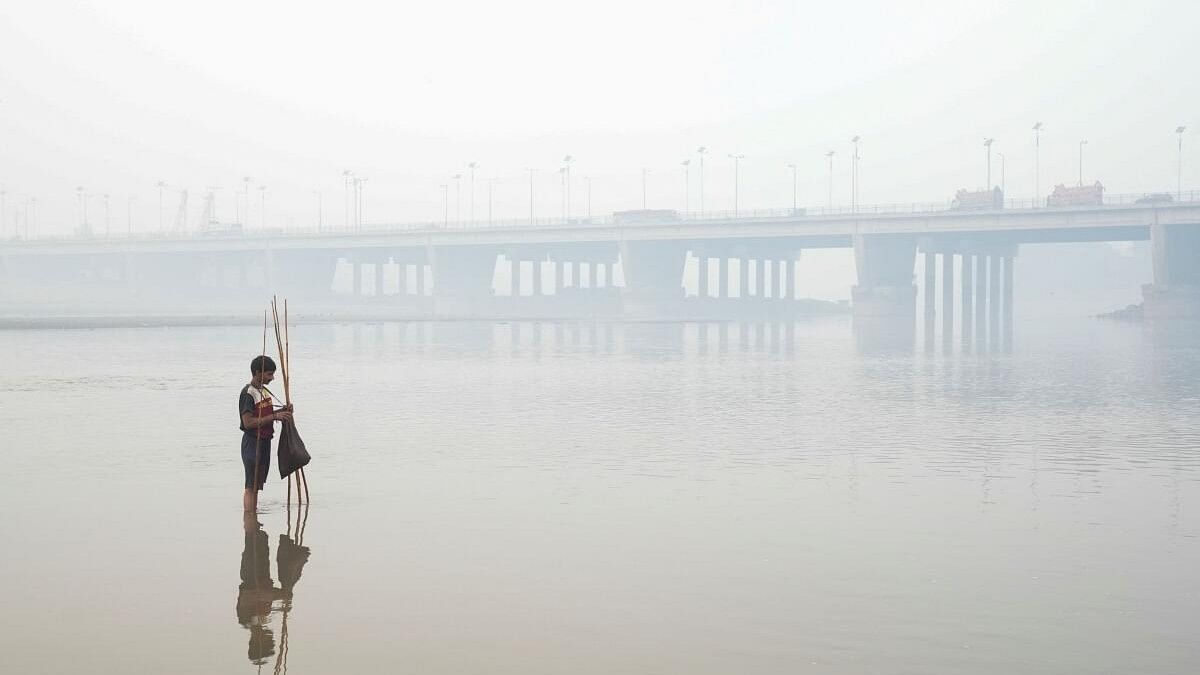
[8,190,1200,244]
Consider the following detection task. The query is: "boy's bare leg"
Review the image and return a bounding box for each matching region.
[243,487,258,512]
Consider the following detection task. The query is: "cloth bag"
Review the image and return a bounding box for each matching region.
[276,419,311,478]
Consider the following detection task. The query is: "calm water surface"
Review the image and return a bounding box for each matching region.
[1,318,1197,674]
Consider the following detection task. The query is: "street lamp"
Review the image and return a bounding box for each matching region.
[641,168,649,209]
[825,151,835,210]
[983,138,995,189]
[786,163,797,212]
[998,152,1006,196]
[1078,139,1088,187]
[727,154,744,216]
[526,168,535,225]
[242,176,252,225]
[76,186,87,233]
[697,146,708,216]
[468,162,478,225]
[342,170,354,230]
[1176,126,1186,200]
[127,195,135,235]
[488,177,496,226]
[156,181,167,231]
[103,193,110,238]
[440,184,448,228]
[562,155,573,220]
[585,175,592,219]
[258,185,267,229]
[1032,122,1042,202]
[558,166,568,220]
[452,173,462,226]
[681,159,691,213]
[850,135,861,211]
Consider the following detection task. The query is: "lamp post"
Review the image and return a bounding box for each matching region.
[313,190,323,231]
[786,163,797,212]
[441,184,448,228]
[681,159,691,213]
[850,135,861,212]
[488,177,495,226]
[558,166,567,220]
[983,138,994,189]
[103,193,110,238]
[1078,139,1088,187]
[641,168,648,209]
[452,173,462,226]
[562,155,573,220]
[526,168,535,225]
[1177,126,1186,200]
[468,162,477,225]
[998,152,1006,196]
[76,186,87,233]
[258,185,267,229]
[156,181,167,231]
[1032,122,1042,203]
[1,189,6,239]
[697,146,708,216]
[342,170,354,230]
[586,175,592,219]
[727,154,744,216]
[127,195,135,235]
[825,151,834,210]
[242,176,252,225]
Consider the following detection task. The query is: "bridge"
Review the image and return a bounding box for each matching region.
[3,194,1199,341]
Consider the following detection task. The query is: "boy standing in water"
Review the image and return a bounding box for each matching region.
[239,356,293,512]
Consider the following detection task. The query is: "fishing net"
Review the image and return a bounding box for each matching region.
[276,419,311,478]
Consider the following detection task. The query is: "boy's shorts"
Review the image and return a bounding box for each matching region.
[241,434,271,490]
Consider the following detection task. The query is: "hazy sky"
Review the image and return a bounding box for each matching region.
[2,0,1198,235]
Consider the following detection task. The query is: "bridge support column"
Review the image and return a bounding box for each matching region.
[852,234,917,319]
[737,257,748,299]
[1003,254,1014,349]
[396,262,408,296]
[961,254,974,349]
[697,255,709,298]
[533,258,544,296]
[942,253,954,347]
[618,241,688,317]
[923,252,936,341]
[374,260,385,297]
[416,262,427,296]
[756,260,766,298]
[772,260,783,300]
[718,258,729,299]
[988,255,1002,348]
[1143,221,1200,319]
[974,254,987,348]
[351,259,363,297]
[557,260,568,293]
[510,258,521,297]
[431,245,498,317]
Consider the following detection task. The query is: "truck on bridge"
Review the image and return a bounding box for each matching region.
[1047,182,1104,207]
[951,187,1004,210]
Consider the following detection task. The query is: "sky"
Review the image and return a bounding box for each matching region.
[2,0,1199,236]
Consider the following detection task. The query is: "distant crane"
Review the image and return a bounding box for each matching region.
[199,187,222,230]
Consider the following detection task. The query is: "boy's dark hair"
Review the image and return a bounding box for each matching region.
[250,355,277,374]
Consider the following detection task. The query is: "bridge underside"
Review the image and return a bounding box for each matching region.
[2,220,1198,323]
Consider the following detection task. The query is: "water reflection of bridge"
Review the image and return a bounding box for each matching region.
[3,197,1199,331]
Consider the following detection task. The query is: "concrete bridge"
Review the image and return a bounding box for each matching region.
[3,196,1199,338]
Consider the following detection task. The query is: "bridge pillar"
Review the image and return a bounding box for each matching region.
[756,260,766,298]
[431,245,497,317]
[374,260,385,297]
[773,260,784,300]
[851,234,917,319]
[618,241,688,317]
[396,262,408,296]
[510,258,521,297]
[557,260,568,293]
[923,251,936,346]
[737,257,748,299]
[961,254,974,349]
[697,255,709,298]
[1003,254,1015,349]
[974,254,987,348]
[1143,221,1200,318]
[942,253,954,348]
[533,258,544,296]
[351,258,363,297]
[716,258,728,299]
[988,254,1002,349]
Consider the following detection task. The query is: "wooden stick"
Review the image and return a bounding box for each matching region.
[299,466,310,504]
[251,309,267,500]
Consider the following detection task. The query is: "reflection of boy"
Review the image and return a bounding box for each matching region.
[238,356,293,512]
[236,517,282,664]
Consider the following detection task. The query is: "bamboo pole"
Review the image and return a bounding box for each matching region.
[251,309,267,503]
